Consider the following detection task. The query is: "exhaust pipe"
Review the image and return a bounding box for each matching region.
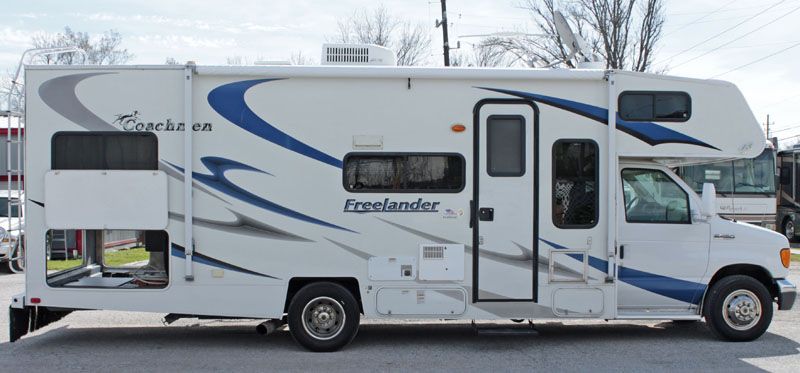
[256,319,285,335]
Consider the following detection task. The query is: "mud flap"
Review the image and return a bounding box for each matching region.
[9,306,29,342]
[9,306,72,342]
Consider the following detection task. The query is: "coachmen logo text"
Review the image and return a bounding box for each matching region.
[113,111,213,132]
[344,198,440,213]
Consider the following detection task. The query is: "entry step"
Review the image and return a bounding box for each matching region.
[472,320,539,336]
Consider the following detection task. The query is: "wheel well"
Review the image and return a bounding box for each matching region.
[705,264,778,305]
[284,277,364,314]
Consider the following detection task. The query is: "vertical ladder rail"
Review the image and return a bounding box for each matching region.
[183,62,195,280]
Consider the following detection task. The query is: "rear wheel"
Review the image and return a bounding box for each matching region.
[287,282,360,352]
[784,219,796,242]
[703,275,772,341]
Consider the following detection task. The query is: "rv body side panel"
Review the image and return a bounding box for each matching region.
[22,65,781,324]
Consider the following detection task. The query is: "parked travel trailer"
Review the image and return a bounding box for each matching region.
[676,141,777,230]
[9,48,796,351]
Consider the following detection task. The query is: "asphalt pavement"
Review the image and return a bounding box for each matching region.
[1,266,798,372]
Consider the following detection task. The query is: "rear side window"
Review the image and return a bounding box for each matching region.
[344,153,465,192]
[487,115,525,176]
[619,92,690,122]
[553,140,598,228]
[52,132,158,170]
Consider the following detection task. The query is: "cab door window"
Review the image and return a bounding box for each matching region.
[621,168,690,224]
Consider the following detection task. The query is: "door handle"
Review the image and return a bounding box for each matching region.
[478,207,494,221]
[619,245,625,259]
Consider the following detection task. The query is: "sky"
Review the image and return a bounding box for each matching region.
[3,0,800,145]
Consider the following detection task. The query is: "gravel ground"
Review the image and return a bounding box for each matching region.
[0,266,798,372]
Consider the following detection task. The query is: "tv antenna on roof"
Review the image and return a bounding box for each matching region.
[553,11,604,69]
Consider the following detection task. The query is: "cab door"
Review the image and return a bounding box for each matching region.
[617,166,710,311]
[473,100,537,302]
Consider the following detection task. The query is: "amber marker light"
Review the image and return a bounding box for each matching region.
[452,124,466,132]
[780,248,791,268]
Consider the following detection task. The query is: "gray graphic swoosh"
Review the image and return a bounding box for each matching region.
[39,72,119,131]
[169,210,310,241]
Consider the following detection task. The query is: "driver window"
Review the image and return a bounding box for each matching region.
[621,168,690,224]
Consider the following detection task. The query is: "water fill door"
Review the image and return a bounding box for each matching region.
[473,100,538,302]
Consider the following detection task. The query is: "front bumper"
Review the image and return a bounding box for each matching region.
[777,279,797,310]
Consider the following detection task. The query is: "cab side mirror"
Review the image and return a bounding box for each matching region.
[701,182,717,218]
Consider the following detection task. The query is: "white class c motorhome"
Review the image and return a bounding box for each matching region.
[9,44,797,351]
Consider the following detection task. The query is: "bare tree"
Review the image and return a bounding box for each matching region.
[451,42,507,67]
[394,22,432,66]
[2,27,133,112]
[331,5,432,66]
[289,51,315,65]
[485,0,664,71]
[30,27,133,65]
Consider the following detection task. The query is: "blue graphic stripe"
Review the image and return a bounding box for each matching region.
[208,79,343,168]
[167,156,356,233]
[171,243,280,279]
[479,87,719,150]
[618,265,706,305]
[540,238,705,304]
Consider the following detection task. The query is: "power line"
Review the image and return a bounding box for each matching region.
[671,4,800,69]
[667,2,796,16]
[763,93,800,108]
[771,124,800,134]
[664,0,739,37]
[662,0,789,63]
[662,40,800,54]
[709,40,800,78]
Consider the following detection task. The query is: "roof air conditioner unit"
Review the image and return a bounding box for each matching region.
[321,44,396,66]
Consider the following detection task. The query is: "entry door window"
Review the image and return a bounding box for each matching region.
[487,115,525,176]
[622,169,690,224]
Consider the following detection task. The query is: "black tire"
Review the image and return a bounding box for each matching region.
[9,258,23,273]
[703,275,773,342]
[784,219,796,242]
[287,282,360,352]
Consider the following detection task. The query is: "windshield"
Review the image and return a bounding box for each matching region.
[678,148,776,195]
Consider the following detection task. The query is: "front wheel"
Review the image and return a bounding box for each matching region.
[287,282,360,352]
[8,242,24,273]
[703,275,773,341]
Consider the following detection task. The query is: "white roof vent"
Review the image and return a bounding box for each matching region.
[321,44,396,66]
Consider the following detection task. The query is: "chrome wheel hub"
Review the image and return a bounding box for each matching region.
[302,296,345,340]
[722,290,761,331]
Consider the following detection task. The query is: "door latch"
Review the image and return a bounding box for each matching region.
[478,207,494,221]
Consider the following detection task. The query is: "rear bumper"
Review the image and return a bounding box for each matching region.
[776,279,797,310]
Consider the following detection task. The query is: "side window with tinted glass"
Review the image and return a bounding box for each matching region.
[553,140,598,228]
[621,169,690,224]
[619,92,690,122]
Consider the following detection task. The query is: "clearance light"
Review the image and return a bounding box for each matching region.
[780,248,791,269]
[451,124,466,132]
[30,297,41,304]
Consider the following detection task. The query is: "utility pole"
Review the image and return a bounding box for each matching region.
[436,0,451,66]
[765,114,770,138]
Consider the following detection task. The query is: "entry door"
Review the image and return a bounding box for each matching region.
[474,101,537,301]
[617,167,710,311]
